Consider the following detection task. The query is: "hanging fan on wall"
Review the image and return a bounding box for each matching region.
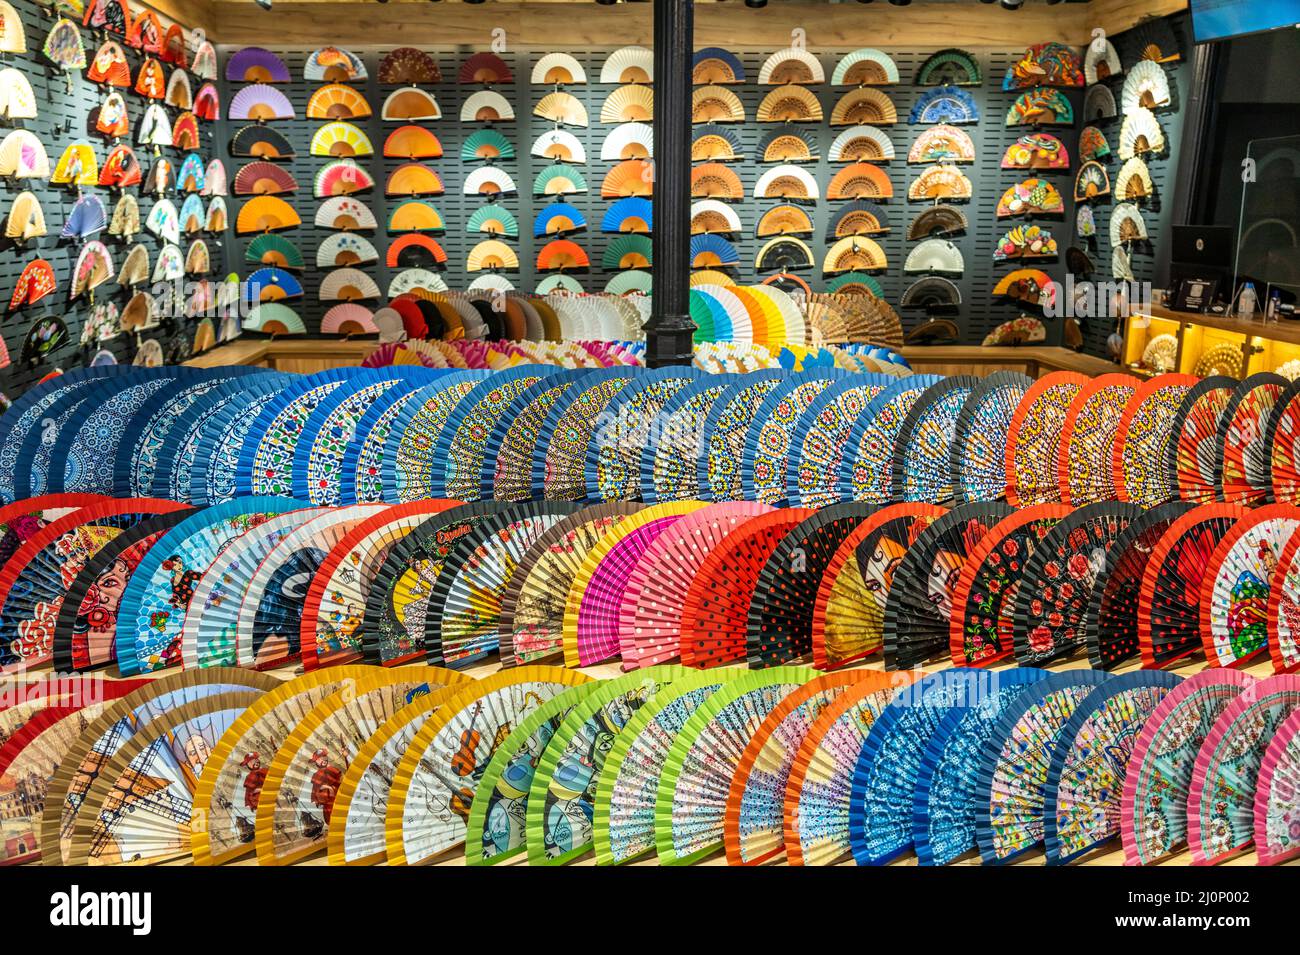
[1005,371,1088,506]
[950,371,1032,504]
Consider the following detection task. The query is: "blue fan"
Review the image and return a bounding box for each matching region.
[949,371,1033,505]
[972,670,1110,865]
[177,153,206,191]
[909,86,980,124]
[533,202,587,237]
[892,375,978,503]
[693,46,745,82]
[380,370,490,503]
[112,367,263,498]
[61,195,107,239]
[481,370,583,501]
[836,374,943,504]
[339,371,450,505]
[602,196,652,234]
[1043,670,1183,865]
[689,233,739,268]
[640,375,736,503]
[911,668,1050,866]
[290,367,438,505]
[179,193,205,230]
[826,200,891,241]
[532,367,640,501]
[189,375,298,505]
[243,266,306,304]
[234,367,357,498]
[786,373,893,507]
[114,496,300,676]
[695,371,783,502]
[741,370,848,506]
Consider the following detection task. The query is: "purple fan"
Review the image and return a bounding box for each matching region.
[226,47,292,83]
[227,84,296,121]
[61,195,107,239]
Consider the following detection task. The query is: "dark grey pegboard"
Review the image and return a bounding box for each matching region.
[0,0,227,400]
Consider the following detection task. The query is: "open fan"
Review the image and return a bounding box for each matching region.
[1057,373,1139,505]
[1254,708,1300,864]
[642,378,735,503]
[893,376,977,503]
[1114,374,1198,508]
[951,372,1032,504]
[698,373,784,501]
[534,369,637,500]
[837,375,942,503]
[1005,371,1088,506]
[237,368,357,497]
[1217,373,1287,506]
[1170,376,1236,503]
[786,374,891,507]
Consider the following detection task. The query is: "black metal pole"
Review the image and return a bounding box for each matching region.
[646,0,697,366]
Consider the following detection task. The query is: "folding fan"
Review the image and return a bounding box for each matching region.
[1004,371,1086,506]
[1123,59,1172,112]
[305,47,366,83]
[311,121,373,158]
[914,48,980,86]
[228,84,294,121]
[756,85,821,124]
[43,17,86,76]
[0,68,35,121]
[1003,42,1084,90]
[194,83,219,120]
[1167,376,1234,503]
[165,68,191,109]
[908,124,975,165]
[692,84,745,123]
[244,303,305,336]
[908,165,972,200]
[828,162,893,201]
[307,83,372,120]
[171,111,199,150]
[1218,373,1288,505]
[533,51,587,85]
[1006,87,1074,125]
[1107,373,1194,509]
[1115,157,1154,201]
[910,87,978,125]
[1055,373,1140,505]
[1253,708,1300,864]
[1119,107,1165,160]
[462,89,513,123]
[0,129,49,178]
[602,45,653,83]
[1187,674,1300,864]
[835,374,940,503]
[86,39,130,86]
[464,166,515,197]
[62,196,107,240]
[230,124,295,160]
[781,374,884,506]
[227,47,290,83]
[5,190,45,242]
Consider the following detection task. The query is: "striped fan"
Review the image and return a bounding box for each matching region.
[849,670,986,864]
[593,671,737,866]
[1267,382,1300,504]
[256,669,468,865]
[839,375,943,503]
[1187,675,1300,864]
[535,369,638,501]
[619,502,770,670]
[1057,373,1139,504]
[525,668,688,865]
[69,692,260,865]
[679,509,814,668]
[973,670,1108,864]
[383,371,489,502]
[787,374,892,507]
[1253,708,1300,865]
[949,504,1071,666]
[1271,529,1300,673]
[424,502,579,667]
[950,372,1031,504]
[498,504,642,667]
[748,502,879,668]
[744,372,847,507]
[880,503,1010,670]
[341,386,424,505]
[464,679,598,866]
[236,369,357,497]
[699,372,783,502]
[1114,374,1198,507]
[642,377,736,503]
[892,376,977,503]
[1170,376,1235,503]
[912,668,1049,865]
[1043,671,1183,864]
[300,499,458,669]
[1217,373,1287,505]
[485,371,580,501]
[656,668,813,864]
[1010,502,1143,666]
[1006,371,1088,506]
[725,672,884,865]
[1085,502,1192,669]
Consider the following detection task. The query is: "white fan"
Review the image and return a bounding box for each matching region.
[1122,60,1171,112]
[531,52,587,86]
[904,238,964,274]
[461,89,514,122]
[757,47,825,84]
[754,164,819,200]
[1118,106,1165,160]
[601,122,654,161]
[1110,202,1148,245]
[1084,39,1123,84]
[531,129,586,163]
[690,199,742,234]
[601,46,654,84]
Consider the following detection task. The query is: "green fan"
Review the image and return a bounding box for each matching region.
[461,129,517,163]
[602,234,654,271]
[467,204,519,238]
[245,234,305,270]
[605,270,652,295]
[533,163,588,196]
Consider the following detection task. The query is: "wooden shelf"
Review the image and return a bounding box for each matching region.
[1123,305,1300,378]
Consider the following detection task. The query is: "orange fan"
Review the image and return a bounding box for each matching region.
[830,88,897,126]
[690,162,744,200]
[536,239,589,270]
[827,163,893,200]
[134,57,166,99]
[601,160,653,198]
[386,163,444,197]
[307,84,372,119]
[385,233,447,268]
[756,85,823,122]
[383,126,443,159]
[236,195,301,234]
[757,205,814,237]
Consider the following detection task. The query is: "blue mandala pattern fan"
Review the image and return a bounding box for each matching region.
[535,369,639,502]
[893,375,978,504]
[950,371,1033,504]
[787,374,892,507]
[642,376,735,503]
[839,375,942,503]
[483,371,582,502]
[742,371,847,506]
[698,371,783,502]
[382,371,490,503]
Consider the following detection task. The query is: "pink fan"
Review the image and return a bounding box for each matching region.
[1254,707,1300,865]
[617,502,771,670]
[321,303,377,335]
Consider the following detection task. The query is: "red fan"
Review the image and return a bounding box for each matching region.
[1268,527,1300,673]
[1056,373,1138,505]
[1268,382,1300,505]
[1217,373,1287,505]
[1138,502,1248,669]
[1005,371,1087,506]
[1171,376,1235,503]
[949,503,1071,666]
[1113,373,1198,508]
[679,508,813,668]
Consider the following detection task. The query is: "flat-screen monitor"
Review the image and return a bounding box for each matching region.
[1190,0,1300,43]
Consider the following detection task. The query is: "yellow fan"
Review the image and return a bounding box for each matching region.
[382,87,441,122]
[386,163,443,197]
[311,122,374,157]
[908,165,972,199]
[307,84,372,119]
[467,239,519,271]
[384,125,443,159]
[389,200,444,232]
[5,190,44,240]
[535,90,588,127]
[831,88,897,126]
[51,142,98,186]
[824,236,888,273]
[757,85,823,122]
[236,195,301,233]
[600,84,654,123]
[692,85,745,123]
[691,269,736,287]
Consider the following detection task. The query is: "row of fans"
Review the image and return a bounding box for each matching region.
[5,659,1297,867]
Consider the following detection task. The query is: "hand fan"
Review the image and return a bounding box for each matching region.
[810,503,946,670]
[498,504,643,667]
[235,505,386,670]
[656,667,813,865]
[360,502,505,667]
[1199,504,1300,668]
[341,386,424,505]
[0,494,109,568]
[1113,373,1198,508]
[69,692,261,865]
[563,502,706,668]
[1056,373,1140,505]
[748,502,880,669]
[387,667,591,865]
[255,668,468,865]
[485,371,580,501]
[1043,671,1183,864]
[1085,502,1192,670]
[787,374,893,507]
[698,371,784,502]
[42,667,281,865]
[839,375,944,503]
[180,507,328,670]
[382,371,489,502]
[464,679,599,866]
[1010,502,1143,666]
[950,371,1032,505]
[726,671,893,866]
[642,377,737,503]
[1187,674,1300,864]
[949,504,1071,666]
[972,670,1108,864]
[879,503,1010,671]
[535,369,638,501]
[680,508,815,668]
[236,368,358,498]
[892,376,978,503]
[1216,373,1287,506]
[847,670,987,864]
[115,497,299,676]
[190,667,376,865]
[586,367,704,503]
[912,668,1049,866]
[187,374,297,505]
[424,502,580,667]
[743,371,847,507]
[1270,527,1300,674]
[1267,381,1300,505]
[593,671,739,866]
[1169,376,1235,504]
[1253,708,1300,865]
[619,502,770,670]
[1005,371,1088,506]
[300,499,458,670]
[0,498,185,672]
[12,389,105,500]
[0,676,143,752]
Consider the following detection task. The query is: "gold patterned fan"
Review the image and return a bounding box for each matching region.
[692,85,745,123]
[690,162,744,199]
[908,165,972,200]
[830,88,897,126]
[757,85,822,122]
[757,205,814,237]
[827,163,893,200]
[824,236,888,273]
